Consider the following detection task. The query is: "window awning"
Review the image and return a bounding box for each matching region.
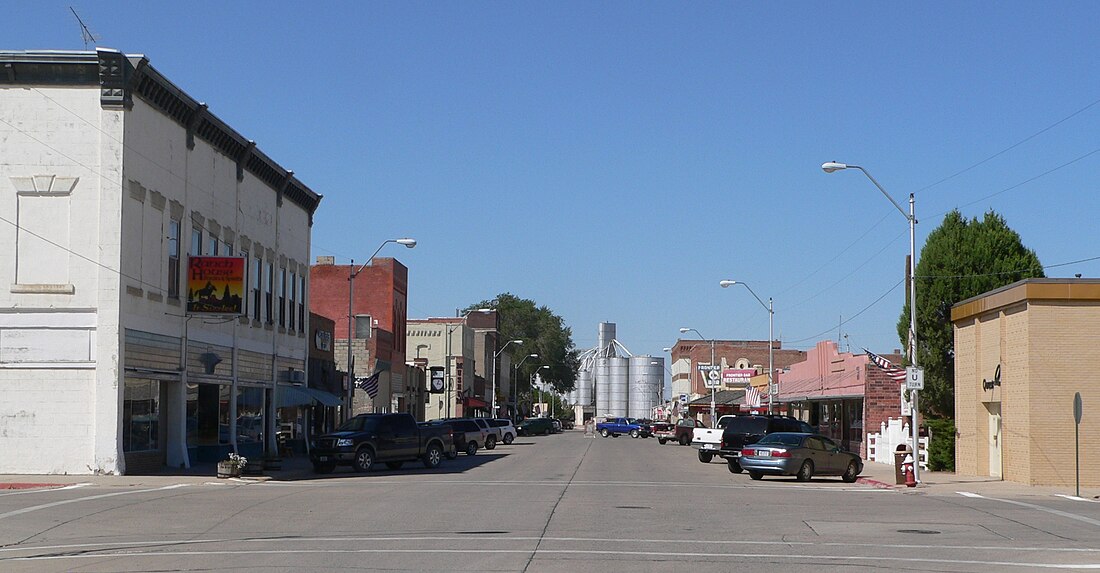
[276,386,343,408]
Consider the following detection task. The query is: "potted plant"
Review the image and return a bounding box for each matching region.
[217,453,246,478]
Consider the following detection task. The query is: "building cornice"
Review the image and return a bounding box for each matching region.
[0,48,321,218]
[951,278,1100,322]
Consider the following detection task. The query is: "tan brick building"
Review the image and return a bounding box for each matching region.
[952,279,1100,486]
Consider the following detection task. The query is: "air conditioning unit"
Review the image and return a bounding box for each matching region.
[286,370,306,384]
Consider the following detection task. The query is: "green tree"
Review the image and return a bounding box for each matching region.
[898,210,1044,419]
[467,293,579,398]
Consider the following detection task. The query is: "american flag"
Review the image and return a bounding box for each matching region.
[864,348,907,382]
[356,372,380,398]
[744,385,762,407]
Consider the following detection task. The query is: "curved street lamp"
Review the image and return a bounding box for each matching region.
[680,327,716,425]
[346,238,416,421]
[491,339,523,416]
[513,353,539,421]
[823,160,920,482]
[720,280,774,414]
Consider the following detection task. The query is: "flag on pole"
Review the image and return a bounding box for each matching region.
[744,385,762,407]
[864,348,907,382]
[356,372,380,398]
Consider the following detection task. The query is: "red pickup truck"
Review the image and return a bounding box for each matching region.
[654,418,703,445]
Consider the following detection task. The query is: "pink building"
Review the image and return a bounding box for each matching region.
[776,341,904,456]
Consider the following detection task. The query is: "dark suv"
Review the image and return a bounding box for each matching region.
[717,415,814,473]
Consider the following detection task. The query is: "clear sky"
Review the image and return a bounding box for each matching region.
[7,2,1100,364]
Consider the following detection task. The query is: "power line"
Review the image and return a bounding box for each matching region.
[785,279,904,345]
[914,94,1100,195]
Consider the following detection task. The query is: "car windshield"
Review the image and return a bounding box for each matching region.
[336,416,379,432]
[724,417,768,434]
[756,433,805,447]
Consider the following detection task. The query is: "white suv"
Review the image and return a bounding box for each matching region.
[489,419,517,444]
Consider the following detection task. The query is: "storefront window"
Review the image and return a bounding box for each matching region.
[847,399,864,443]
[123,378,160,452]
[237,386,265,444]
[186,382,230,447]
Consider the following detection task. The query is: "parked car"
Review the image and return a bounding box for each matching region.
[549,418,563,433]
[472,418,499,449]
[596,417,646,438]
[442,418,490,455]
[719,415,815,473]
[629,418,655,438]
[739,433,862,482]
[310,413,454,473]
[419,421,462,459]
[560,418,575,430]
[654,418,701,445]
[489,418,517,444]
[517,417,554,436]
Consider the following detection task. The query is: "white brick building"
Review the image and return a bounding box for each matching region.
[0,49,321,474]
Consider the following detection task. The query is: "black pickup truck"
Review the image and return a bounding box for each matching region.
[718,415,814,473]
[310,413,455,473]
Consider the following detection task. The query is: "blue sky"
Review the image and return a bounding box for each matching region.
[8,2,1100,361]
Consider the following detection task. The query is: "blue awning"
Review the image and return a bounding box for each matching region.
[276,386,343,408]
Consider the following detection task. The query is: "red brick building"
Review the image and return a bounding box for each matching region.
[309,256,409,414]
[669,339,806,397]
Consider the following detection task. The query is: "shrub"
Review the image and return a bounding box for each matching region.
[925,417,955,472]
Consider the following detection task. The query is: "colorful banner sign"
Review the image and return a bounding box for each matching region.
[187,256,246,315]
[697,364,722,389]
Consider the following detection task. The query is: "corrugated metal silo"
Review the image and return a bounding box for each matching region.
[595,357,610,417]
[628,356,655,418]
[608,357,629,418]
[576,368,594,407]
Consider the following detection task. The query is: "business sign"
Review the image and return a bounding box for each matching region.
[429,367,445,393]
[698,364,722,389]
[187,256,245,315]
[722,369,755,386]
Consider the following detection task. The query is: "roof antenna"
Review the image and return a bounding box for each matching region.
[70,7,99,49]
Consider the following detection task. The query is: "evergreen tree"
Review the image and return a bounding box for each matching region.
[898,210,1043,418]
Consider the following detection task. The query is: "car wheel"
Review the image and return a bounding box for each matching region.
[796,460,814,482]
[658,438,667,445]
[445,450,458,460]
[698,451,713,463]
[748,471,763,481]
[466,441,479,456]
[312,462,335,474]
[678,435,689,446]
[600,429,610,438]
[503,433,514,445]
[727,459,743,474]
[422,444,443,469]
[353,448,374,472]
[842,461,859,483]
[629,429,639,439]
[486,435,497,450]
[385,461,404,470]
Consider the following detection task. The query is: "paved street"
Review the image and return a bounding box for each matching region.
[2,431,1099,572]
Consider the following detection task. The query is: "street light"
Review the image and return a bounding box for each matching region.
[513,353,539,421]
[680,327,716,425]
[491,339,523,417]
[720,280,774,414]
[823,160,920,483]
[445,308,492,419]
[346,238,416,421]
[531,365,550,416]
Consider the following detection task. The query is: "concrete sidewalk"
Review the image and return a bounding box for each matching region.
[0,455,319,489]
[857,460,1100,499]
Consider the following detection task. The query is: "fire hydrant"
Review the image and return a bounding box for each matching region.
[902,454,917,488]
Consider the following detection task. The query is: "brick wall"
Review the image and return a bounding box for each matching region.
[863,365,902,457]
[670,340,806,395]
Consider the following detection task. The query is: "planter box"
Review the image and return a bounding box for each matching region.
[216,461,240,479]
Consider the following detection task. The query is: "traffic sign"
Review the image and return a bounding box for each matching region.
[906,367,924,390]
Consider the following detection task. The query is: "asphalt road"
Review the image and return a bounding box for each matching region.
[2,431,1099,572]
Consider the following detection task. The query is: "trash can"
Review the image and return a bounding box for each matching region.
[894,444,913,484]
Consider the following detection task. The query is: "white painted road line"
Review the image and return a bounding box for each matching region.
[0,483,91,497]
[958,492,1100,528]
[0,484,188,521]
[1057,494,1100,503]
[7,547,1100,569]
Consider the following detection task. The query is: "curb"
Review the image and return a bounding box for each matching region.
[1,483,65,490]
[857,477,899,490]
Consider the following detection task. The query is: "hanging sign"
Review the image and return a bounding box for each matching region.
[187,256,246,315]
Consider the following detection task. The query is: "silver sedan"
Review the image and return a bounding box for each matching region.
[738,432,862,482]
